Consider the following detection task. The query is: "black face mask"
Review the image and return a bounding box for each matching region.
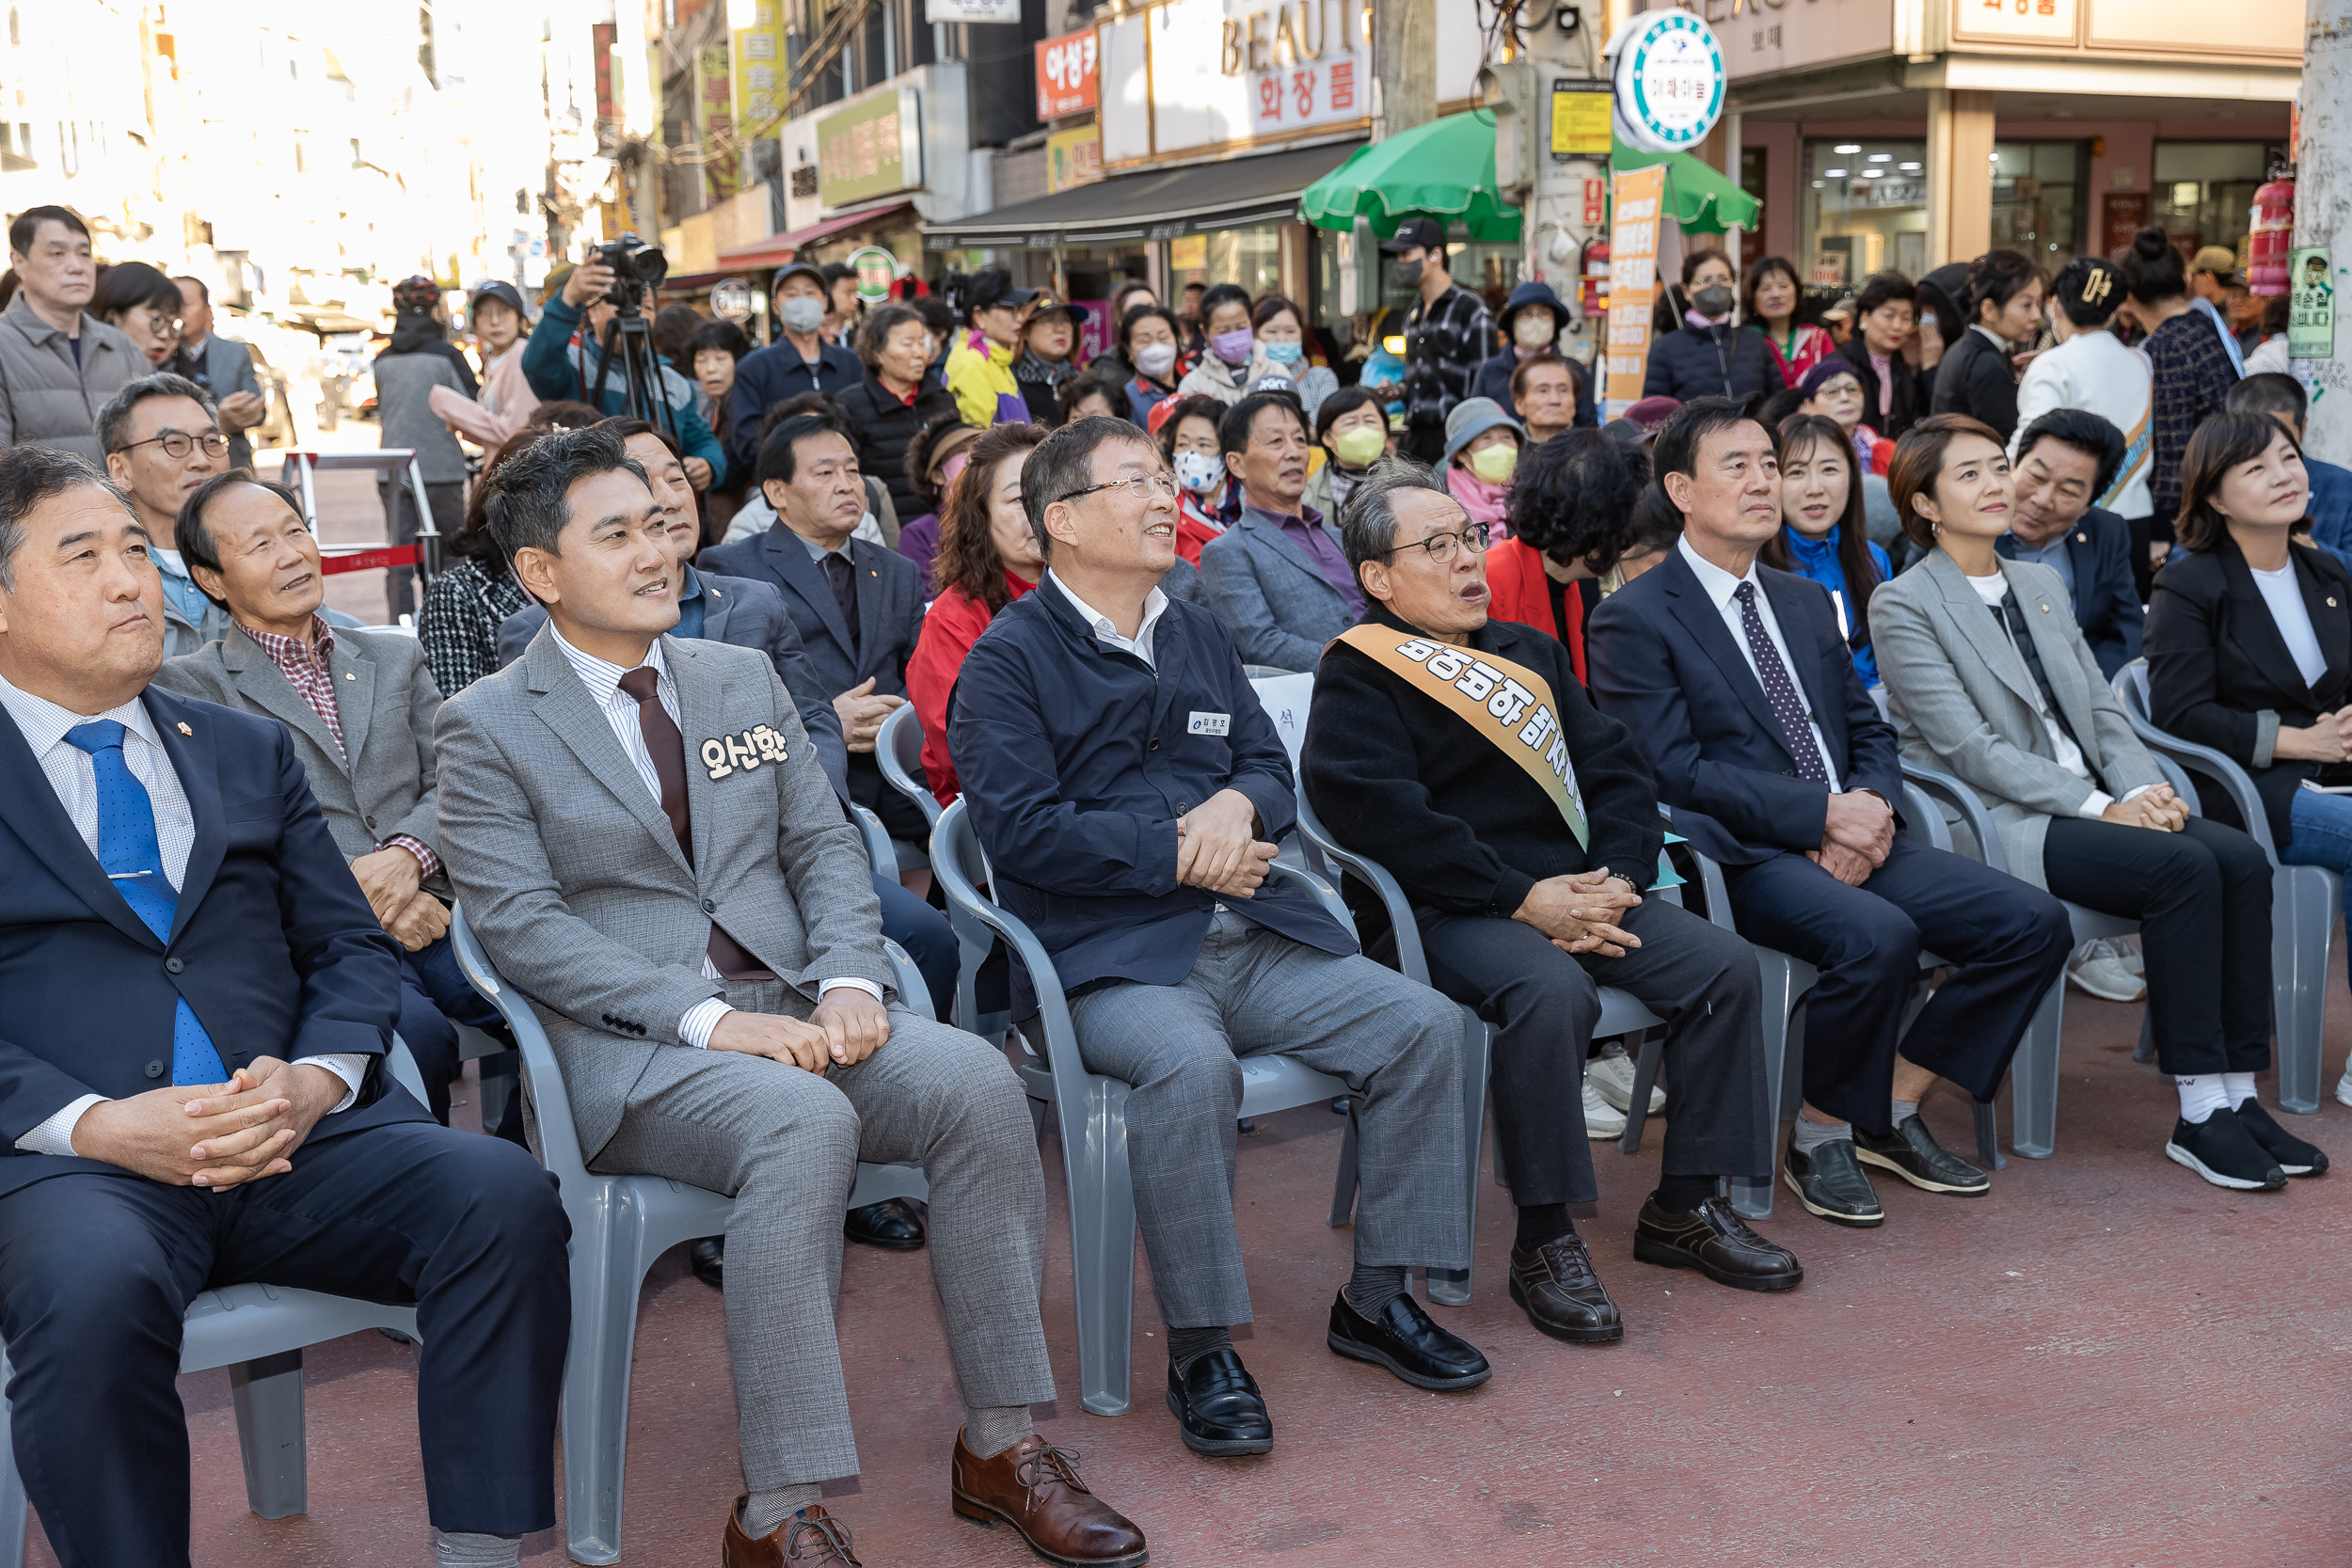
[1692,284,1735,318]
[1391,259,1423,290]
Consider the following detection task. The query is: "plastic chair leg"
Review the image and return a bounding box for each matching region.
[1971,1099,2006,1172]
[1425,1011,1489,1308]
[1062,1076,1137,1418]
[561,1194,654,1564]
[1327,1109,1359,1227]
[229,1349,307,1519]
[1733,959,1802,1221]
[2009,978,2064,1160]
[2274,869,2335,1114]
[1616,1030,1664,1156]
[2133,1011,2156,1065]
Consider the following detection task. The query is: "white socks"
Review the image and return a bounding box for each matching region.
[432,1531,520,1568]
[2175,1075,2229,1125]
[2223,1071,2258,1109]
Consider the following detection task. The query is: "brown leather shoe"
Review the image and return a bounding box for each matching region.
[1631,1194,1804,1292]
[722,1497,863,1566]
[1508,1232,1623,1343]
[951,1430,1149,1566]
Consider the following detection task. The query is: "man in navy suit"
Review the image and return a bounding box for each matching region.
[0,446,568,1568]
[1996,408,2145,680]
[1587,400,2071,1229]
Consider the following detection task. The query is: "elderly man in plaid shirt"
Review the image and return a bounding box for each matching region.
[1383,218,1496,465]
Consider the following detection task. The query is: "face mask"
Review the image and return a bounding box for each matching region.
[1513,314,1556,351]
[1692,284,1735,318]
[1175,451,1225,495]
[1332,425,1387,469]
[1262,340,1303,365]
[1391,259,1423,290]
[780,296,826,335]
[1134,341,1178,378]
[1469,443,1518,484]
[1211,328,1254,366]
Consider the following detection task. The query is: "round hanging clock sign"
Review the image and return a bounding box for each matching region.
[1613,10,1725,154]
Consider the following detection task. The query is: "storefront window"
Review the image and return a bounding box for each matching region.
[2153,142,2277,261]
[1992,141,2088,271]
[1803,139,1928,288]
[1169,225,1284,297]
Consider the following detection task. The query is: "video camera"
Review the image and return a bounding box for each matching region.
[595,233,669,313]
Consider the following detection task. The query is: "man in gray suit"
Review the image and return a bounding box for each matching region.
[170,277,268,469]
[1198,392,1365,671]
[151,471,505,1126]
[434,426,1146,1568]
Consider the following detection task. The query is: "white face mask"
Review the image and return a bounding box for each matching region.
[1174,451,1224,495]
[1134,341,1178,378]
[1513,313,1556,351]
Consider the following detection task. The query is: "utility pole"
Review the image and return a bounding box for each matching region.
[1488,4,1607,365]
[1373,0,1438,144]
[2298,0,2352,464]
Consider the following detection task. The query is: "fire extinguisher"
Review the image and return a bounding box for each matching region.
[2249,174,2296,296]
[1580,236,1610,317]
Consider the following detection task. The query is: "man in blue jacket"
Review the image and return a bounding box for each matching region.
[1997,409,2145,681]
[0,446,568,1567]
[520,257,727,486]
[951,416,1488,1462]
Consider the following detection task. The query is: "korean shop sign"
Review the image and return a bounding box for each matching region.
[1037,28,1100,120]
[818,87,923,207]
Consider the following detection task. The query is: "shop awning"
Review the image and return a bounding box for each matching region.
[1298,110,1521,245]
[719,200,917,271]
[1610,136,1760,236]
[923,141,1364,250]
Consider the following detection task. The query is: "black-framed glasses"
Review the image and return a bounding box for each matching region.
[117,431,230,461]
[1383,521,1491,563]
[1052,472,1180,506]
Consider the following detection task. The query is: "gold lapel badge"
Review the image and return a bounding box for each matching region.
[176,721,193,736]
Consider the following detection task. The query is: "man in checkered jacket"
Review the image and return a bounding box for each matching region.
[1384,217,1495,465]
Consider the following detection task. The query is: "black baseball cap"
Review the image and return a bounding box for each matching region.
[469,279,530,319]
[966,266,1040,314]
[1379,217,1448,256]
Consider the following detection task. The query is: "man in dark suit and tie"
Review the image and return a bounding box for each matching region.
[702,412,930,848]
[1587,399,2072,1227]
[1997,409,2145,681]
[0,445,567,1568]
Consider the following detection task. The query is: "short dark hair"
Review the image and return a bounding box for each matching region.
[913,297,956,338]
[176,472,307,602]
[689,318,752,362]
[1312,384,1384,443]
[757,394,846,446]
[1021,416,1161,555]
[1763,414,1882,645]
[2228,372,2308,425]
[1057,371,1131,426]
[1217,391,1308,457]
[1651,396,1760,498]
[2048,257,2125,329]
[599,415,685,466]
[2176,411,2303,553]
[1250,293,1303,331]
[1966,249,2042,324]
[0,446,123,593]
[2015,408,2127,499]
[8,206,89,257]
[855,303,926,371]
[96,372,215,455]
[1853,271,1916,321]
[1622,483,1686,560]
[1679,248,1732,287]
[755,414,852,486]
[2122,226,2187,307]
[481,423,647,562]
[173,275,211,304]
[524,400,604,432]
[1155,394,1228,464]
[1740,255,1805,323]
[1888,413,2006,551]
[90,262,183,328]
[1119,303,1182,356]
[652,304,705,365]
[1506,428,1649,574]
[449,429,551,564]
[1336,457,1452,574]
[1198,283,1251,323]
[1508,350,1574,407]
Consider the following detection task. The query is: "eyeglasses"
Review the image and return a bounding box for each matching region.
[1382,521,1491,564]
[117,431,230,460]
[1052,472,1181,506]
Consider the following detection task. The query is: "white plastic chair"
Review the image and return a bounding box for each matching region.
[0,1043,437,1568]
[930,796,1375,1418]
[2117,659,2337,1112]
[448,908,932,1564]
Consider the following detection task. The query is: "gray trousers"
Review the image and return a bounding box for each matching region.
[588,987,1052,1489]
[1068,911,1467,1329]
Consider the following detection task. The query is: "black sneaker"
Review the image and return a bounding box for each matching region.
[2233,1100,2328,1177]
[1782,1138,1883,1227]
[1854,1114,1991,1196]
[2164,1107,2287,1191]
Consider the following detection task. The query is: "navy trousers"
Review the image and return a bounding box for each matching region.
[396,932,513,1125]
[1722,835,2074,1133]
[0,1119,570,1566]
[875,872,956,1023]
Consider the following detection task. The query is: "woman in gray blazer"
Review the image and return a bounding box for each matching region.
[1870,414,2313,1193]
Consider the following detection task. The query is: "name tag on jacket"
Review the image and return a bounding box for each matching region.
[1186,711,1231,736]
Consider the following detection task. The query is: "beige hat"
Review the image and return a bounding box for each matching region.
[2191,245,2246,285]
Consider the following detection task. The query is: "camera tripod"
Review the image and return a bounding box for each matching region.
[584,306,684,449]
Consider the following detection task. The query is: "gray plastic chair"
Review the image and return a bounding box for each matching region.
[0,1043,436,1567]
[449,908,932,1564]
[930,796,1392,1417]
[876,702,941,826]
[2117,659,2337,1112]
[872,703,1007,1039]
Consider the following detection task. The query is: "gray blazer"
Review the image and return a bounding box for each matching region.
[1197,507,1358,673]
[1870,549,2165,889]
[434,627,892,1159]
[153,622,447,889]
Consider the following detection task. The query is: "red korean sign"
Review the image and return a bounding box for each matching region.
[1036,29,1099,120]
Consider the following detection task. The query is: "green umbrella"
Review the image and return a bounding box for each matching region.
[1299,109,1523,244]
[1611,135,1761,236]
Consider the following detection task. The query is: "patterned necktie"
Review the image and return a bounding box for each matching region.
[1733,581,1830,784]
[64,721,230,1085]
[615,667,771,981]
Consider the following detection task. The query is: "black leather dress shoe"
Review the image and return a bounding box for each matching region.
[1326,1290,1492,1391]
[1783,1139,1883,1227]
[844,1197,926,1250]
[1854,1115,1990,1196]
[1632,1196,1804,1291]
[1165,1348,1273,1456]
[1507,1235,1623,1343]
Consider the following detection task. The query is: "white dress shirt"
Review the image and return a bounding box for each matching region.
[1047,570,1169,670]
[1677,536,1845,787]
[1963,572,2150,819]
[547,626,880,1050]
[0,673,365,1157]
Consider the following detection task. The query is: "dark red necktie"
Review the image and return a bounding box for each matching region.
[617,666,772,980]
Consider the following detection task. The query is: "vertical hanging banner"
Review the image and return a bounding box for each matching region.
[2289,247,2335,362]
[700,43,739,198]
[730,0,784,141]
[1603,164,1665,419]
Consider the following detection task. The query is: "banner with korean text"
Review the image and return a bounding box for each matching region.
[1602,165,1664,419]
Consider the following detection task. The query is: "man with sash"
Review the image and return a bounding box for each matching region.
[952,416,1490,1463]
[1302,458,1801,1351]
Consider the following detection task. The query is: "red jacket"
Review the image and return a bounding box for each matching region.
[907,570,1037,803]
[1483,537,1594,683]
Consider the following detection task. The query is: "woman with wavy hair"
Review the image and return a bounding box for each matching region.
[1489,428,1650,681]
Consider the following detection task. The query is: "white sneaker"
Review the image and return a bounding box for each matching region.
[2066,939,2146,1003]
[1582,1077,1628,1140]
[2113,933,2145,976]
[2336,1064,2352,1111]
[1587,1042,1665,1115]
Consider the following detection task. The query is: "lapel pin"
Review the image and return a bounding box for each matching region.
[2075,532,2087,543]
[2040,604,2050,612]
[2332,598,2342,609]
[344,671,356,680]
[176,721,193,736]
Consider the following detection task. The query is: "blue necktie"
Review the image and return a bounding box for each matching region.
[64,721,230,1086]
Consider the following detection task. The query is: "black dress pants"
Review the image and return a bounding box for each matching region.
[1416,896,1772,1206]
[2042,815,2273,1075]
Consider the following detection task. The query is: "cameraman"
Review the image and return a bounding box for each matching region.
[521,255,726,489]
